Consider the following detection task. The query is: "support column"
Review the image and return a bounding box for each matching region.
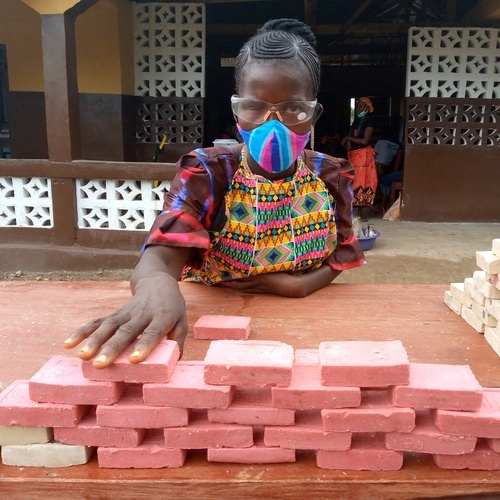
[41,13,81,161]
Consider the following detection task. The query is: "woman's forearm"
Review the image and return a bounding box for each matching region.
[292,264,341,297]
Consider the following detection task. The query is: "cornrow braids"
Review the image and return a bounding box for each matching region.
[235,18,321,97]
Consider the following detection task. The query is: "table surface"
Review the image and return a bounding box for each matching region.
[0,281,499,499]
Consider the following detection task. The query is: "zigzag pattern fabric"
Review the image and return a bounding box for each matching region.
[184,158,337,285]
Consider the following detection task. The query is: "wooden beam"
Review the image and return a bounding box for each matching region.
[340,0,374,34]
[461,0,500,23]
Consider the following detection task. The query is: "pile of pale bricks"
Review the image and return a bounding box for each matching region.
[444,238,500,356]
[1,334,500,471]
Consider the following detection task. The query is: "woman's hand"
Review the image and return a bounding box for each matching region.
[231,272,304,297]
[63,245,191,368]
[230,265,341,298]
[63,274,187,368]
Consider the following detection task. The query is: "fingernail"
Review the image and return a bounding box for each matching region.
[130,350,141,359]
[79,345,91,354]
[95,354,107,364]
[63,338,72,345]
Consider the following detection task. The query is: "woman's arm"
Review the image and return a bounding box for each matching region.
[230,264,341,298]
[64,245,191,368]
[343,125,374,147]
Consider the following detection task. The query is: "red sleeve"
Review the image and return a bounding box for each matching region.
[305,152,366,271]
[142,147,239,268]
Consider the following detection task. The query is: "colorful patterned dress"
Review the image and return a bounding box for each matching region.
[144,146,365,285]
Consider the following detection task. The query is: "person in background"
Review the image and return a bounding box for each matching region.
[373,126,403,213]
[340,97,377,221]
[63,18,365,368]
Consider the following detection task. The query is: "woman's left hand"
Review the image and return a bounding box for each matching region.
[230,272,304,297]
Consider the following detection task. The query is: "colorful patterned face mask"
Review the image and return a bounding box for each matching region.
[237,120,310,174]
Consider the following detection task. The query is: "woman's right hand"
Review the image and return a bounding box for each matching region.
[63,245,191,368]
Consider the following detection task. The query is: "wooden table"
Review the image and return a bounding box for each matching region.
[0,281,499,498]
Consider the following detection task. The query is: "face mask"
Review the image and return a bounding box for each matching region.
[237,120,310,174]
[357,109,368,118]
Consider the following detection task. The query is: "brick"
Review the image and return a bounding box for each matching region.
[432,387,500,438]
[0,425,53,445]
[0,380,88,427]
[193,315,251,340]
[208,386,294,426]
[208,428,295,464]
[321,389,415,433]
[97,429,187,468]
[29,356,126,405]
[143,361,233,409]
[97,384,189,428]
[264,410,351,451]
[485,325,500,357]
[271,364,361,410]
[485,298,500,321]
[477,251,500,275]
[163,410,253,449]
[473,270,500,299]
[294,349,319,366]
[472,300,498,327]
[433,439,500,470]
[450,282,473,308]
[319,340,410,388]
[464,277,485,306]
[1,441,94,467]
[385,410,476,455]
[316,433,403,471]
[82,339,179,383]
[461,305,486,333]
[392,363,483,411]
[486,438,500,453]
[493,239,500,258]
[444,290,461,315]
[204,340,294,387]
[54,409,146,448]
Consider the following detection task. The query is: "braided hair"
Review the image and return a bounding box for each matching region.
[235,18,321,97]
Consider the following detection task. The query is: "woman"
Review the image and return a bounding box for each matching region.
[341,97,377,221]
[64,19,365,367]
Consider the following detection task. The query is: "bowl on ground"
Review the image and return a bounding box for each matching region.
[357,230,380,251]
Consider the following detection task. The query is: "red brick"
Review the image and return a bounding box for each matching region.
[432,387,500,438]
[204,340,294,387]
[316,433,403,471]
[208,428,295,464]
[54,409,146,448]
[82,339,179,383]
[264,410,351,451]
[193,315,251,340]
[319,340,410,387]
[208,386,294,425]
[163,410,253,449]
[385,410,477,454]
[143,361,233,409]
[433,439,500,470]
[392,363,483,411]
[0,380,88,428]
[96,384,188,429]
[321,390,415,433]
[272,364,361,410]
[29,356,125,405]
[97,429,187,468]
[486,438,500,453]
[293,349,319,366]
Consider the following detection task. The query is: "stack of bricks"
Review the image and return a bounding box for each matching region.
[444,238,500,357]
[1,333,500,471]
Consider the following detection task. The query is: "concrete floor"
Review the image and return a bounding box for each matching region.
[1,216,499,285]
[339,215,500,285]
